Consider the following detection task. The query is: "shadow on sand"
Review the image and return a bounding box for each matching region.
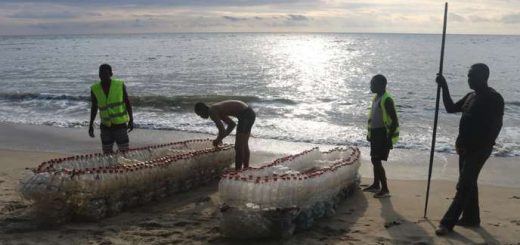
[282,188,369,245]
[378,198,434,244]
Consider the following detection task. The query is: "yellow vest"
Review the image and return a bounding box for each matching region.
[91,79,129,127]
[367,91,400,144]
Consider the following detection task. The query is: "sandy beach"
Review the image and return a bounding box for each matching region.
[1,123,519,244]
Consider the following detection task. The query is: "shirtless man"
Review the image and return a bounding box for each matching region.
[194,100,256,170]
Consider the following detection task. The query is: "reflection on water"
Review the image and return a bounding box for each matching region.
[0,33,519,156]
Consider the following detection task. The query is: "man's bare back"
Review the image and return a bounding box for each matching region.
[194,100,255,170]
[209,100,249,119]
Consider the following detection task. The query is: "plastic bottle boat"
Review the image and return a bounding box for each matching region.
[219,146,361,239]
[18,139,234,222]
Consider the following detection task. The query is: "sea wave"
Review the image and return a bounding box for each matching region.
[130,94,296,109]
[506,101,520,107]
[19,119,520,158]
[0,93,89,102]
[0,92,297,111]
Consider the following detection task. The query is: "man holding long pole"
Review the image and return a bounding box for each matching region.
[424,2,448,218]
[434,64,504,235]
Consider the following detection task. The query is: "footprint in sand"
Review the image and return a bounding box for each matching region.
[138,221,166,228]
[2,202,28,212]
[173,220,200,227]
[196,196,211,203]
[318,225,346,236]
[208,226,219,233]
[384,220,403,228]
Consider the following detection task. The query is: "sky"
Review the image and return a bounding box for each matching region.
[0,0,519,35]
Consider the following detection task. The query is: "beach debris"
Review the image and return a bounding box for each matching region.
[17,139,234,222]
[2,201,28,212]
[219,146,361,239]
[488,222,501,227]
[384,220,403,228]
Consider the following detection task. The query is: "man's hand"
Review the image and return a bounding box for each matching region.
[128,121,134,133]
[455,145,463,155]
[213,139,222,147]
[89,125,95,138]
[436,74,448,88]
[386,136,393,149]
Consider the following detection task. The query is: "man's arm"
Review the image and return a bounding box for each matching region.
[89,91,97,138]
[209,111,236,145]
[436,74,461,113]
[384,98,399,145]
[220,116,236,139]
[123,85,134,132]
[488,95,504,145]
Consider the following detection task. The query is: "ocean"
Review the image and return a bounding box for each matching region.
[0,33,519,157]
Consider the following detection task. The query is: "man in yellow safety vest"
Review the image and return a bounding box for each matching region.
[89,64,134,153]
[364,74,399,198]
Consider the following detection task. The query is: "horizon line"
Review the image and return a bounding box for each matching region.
[1,31,519,37]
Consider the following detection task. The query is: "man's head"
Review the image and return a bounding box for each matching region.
[370,74,387,94]
[468,63,489,90]
[194,102,209,119]
[99,64,113,82]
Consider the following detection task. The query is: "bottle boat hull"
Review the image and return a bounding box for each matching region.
[219,146,361,239]
[18,139,235,222]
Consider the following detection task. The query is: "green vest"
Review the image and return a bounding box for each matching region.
[367,91,400,145]
[91,79,129,127]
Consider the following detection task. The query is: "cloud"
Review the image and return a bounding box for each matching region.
[469,15,496,23]
[8,10,101,19]
[449,13,466,22]
[502,13,520,23]
[287,14,309,21]
[223,16,248,22]
[24,18,170,33]
[0,0,317,7]
[0,0,519,35]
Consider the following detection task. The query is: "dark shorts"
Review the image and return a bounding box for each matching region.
[100,124,129,153]
[370,128,390,161]
[236,107,256,134]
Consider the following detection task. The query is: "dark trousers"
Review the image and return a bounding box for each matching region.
[440,147,493,229]
[100,126,129,154]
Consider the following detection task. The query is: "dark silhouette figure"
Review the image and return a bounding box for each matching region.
[194,100,255,171]
[435,63,504,235]
[89,64,134,153]
[364,75,399,198]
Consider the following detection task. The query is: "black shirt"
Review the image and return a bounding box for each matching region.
[454,87,504,150]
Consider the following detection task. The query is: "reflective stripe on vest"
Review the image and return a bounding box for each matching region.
[367,91,400,145]
[91,79,129,127]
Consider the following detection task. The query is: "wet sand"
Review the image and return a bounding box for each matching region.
[0,123,519,244]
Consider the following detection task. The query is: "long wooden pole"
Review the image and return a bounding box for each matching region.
[424,2,448,218]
